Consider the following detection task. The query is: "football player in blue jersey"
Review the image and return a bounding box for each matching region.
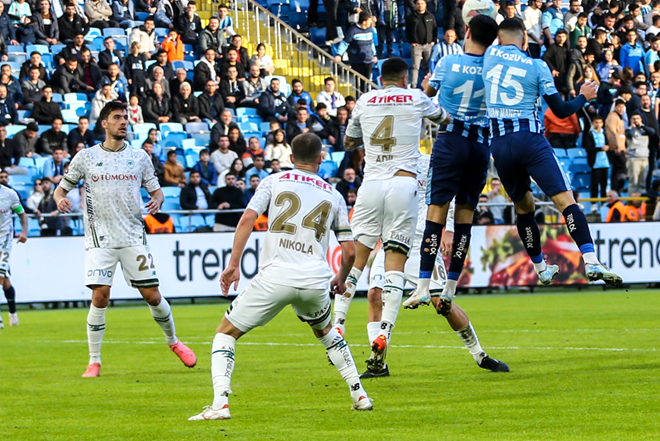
[410,15,502,316]
[483,19,622,288]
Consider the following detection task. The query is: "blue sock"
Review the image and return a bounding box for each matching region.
[448,223,472,276]
[563,204,596,255]
[419,220,444,279]
[516,211,543,262]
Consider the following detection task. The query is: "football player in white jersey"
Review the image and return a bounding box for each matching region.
[189,134,372,421]
[361,155,509,378]
[54,101,197,378]
[333,57,450,375]
[0,165,28,329]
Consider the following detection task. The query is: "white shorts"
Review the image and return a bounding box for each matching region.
[351,177,418,255]
[369,242,446,293]
[85,245,160,289]
[226,275,331,333]
[0,247,10,278]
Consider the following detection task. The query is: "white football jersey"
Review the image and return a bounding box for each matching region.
[247,169,352,290]
[0,185,23,249]
[59,143,160,250]
[346,86,446,182]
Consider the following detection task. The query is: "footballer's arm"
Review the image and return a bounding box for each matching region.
[17,210,27,243]
[344,135,363,151]
[220,208,259,296]
[53,186,72,213]
[330,239,356,295]
[145,189,164,215]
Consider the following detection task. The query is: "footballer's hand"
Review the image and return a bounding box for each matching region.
[330,275,346,296]
[17,231,27,243]
[221,265,240,296]
[441,230,453,256]
[421,72,431,91]
[579,81,598,101]
[145,198,161,215]
[57,198,72,214]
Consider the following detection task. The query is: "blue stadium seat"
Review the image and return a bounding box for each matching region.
[5,61,20,74]
[16,110,28,121]
[572,157,588,165]
[8,53,26,64]
[567,148,586,158]
[183,60,194,71]
[288,11,307,30]
[572,173,590,190]
[185,122,209,133]
[145,59,156,70]
[92,37,105,52]
[182,138,197,150]
[569,163,590,174]
[154,28,169,38]
[185,153,198,169]
[133,122,157,134]
[260,122,272,132]
[136,11,150,21]
[51,93,64,103]
[40,53,53,69]
[64,92,87,103]
[51,43,66,55]
[6,125,25,138]
[331,151,345,165]
[390,44,402,57]
[25,44,49,55]
[10,174,34,186]
[160,122,184,136]
[238,121,260,133]
[18,157,36,167]
[162,133,187,147]
[162,186,181,199]
[7,45,25,53]
[62,109,79,124]
[162,198,181,212]
[86,28,103,39]
[236,108,258,117]
[401,43,412,58]
[28,218,42,237]
[319,160,337,177]
[60,124,75,134]
[310,27,326,46]
[103,28,125,37]
[37,125,50,135]
[553,148,568,158]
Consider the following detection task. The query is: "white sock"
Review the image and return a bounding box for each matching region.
[582,252,600,265]
[150,298,178,346]
[87,305,106,365]
[211,333,236,410]
[533,260,547,273]
[416,278,430,294]
[378,271,405,339]
[366,321,380,345]
[319,327,366,402]
[445,279,458,298]
[456,322,485,363]
[332,267,362,331]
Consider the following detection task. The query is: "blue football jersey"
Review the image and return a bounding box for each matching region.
[429,53,489,143]
[483,44,558,137]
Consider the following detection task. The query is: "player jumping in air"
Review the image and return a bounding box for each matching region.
[189,133,371,421]
[332,57,450,375]
[483,19,622,288]
[54,101,197,378]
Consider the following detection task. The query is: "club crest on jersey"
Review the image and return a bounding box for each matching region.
[96,162,103,167]
[127,160,135,169]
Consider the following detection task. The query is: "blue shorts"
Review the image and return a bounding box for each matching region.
[427,132,489,208]
[490,131,572,203]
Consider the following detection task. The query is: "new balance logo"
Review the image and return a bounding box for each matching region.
[351,383,361,391]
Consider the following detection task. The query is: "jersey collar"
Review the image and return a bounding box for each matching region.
[100,141,128,153]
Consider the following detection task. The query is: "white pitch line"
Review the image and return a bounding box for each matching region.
[14,340,659,352]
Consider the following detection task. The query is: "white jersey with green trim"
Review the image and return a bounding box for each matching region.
[59,142,160,250]
[0,185,23,250]
[247,169,353,290]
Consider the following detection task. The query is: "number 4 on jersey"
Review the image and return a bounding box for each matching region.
[370,116,396,153]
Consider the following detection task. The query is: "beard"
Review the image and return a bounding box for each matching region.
[112,132,126,141]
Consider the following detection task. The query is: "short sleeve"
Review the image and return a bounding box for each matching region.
[140,151,160,193]
[246,174,274,215]
[60,152,86,192]
[417,91,447,122]
[537,60,558,97]
[428,57,445,90]
[541,11,551,28]
[331,192,353,242]
[345,98,364,138]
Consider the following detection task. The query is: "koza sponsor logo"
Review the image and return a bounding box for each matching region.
[91,173,139,183]
[454,234,468,258]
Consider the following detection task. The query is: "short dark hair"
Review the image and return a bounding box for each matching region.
[291,133,323,164]
[250,174,260,181]
[104,36,113,42]
[29,66,40,71]
[270,158,280,163]
[254,154,265,161]
[66,56,78,63]
[324,77,335,84]
[30,51,41,57]
[145,16,155,22]
[205,47,215,54]
[225,171,236,178]
[577,12,588,19]
[358,11,371,23]
[469,14,499,47]
[291,79,302,86]
[499,18,525,37]
[189,170,200,177]
[200,148,210,156]
[218,3,228,8]
[53,146,65,152]
[316,102,327,110]
[52,118,63,124]
[345,95,356,102]
[79,116,88,122]
[99,101,127,122]
[381,57,410,82]
[337,106,348,114]
[591,115,603,122]
[188,1,196,5]
[167,150,177,157]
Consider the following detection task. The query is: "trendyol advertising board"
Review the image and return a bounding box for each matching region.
[8,223,660,303]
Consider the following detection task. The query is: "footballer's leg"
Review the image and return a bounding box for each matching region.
[2,277,18,326]
[361,286,391,379]
[83,285,110,377]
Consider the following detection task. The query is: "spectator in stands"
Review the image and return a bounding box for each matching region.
[542,29,570,96]
[597,49,621,82]
[42,146,68,183]
[226,34,250,73]
[84,0,118,28]
[242,136,265,167]
[606,99,628,192]
[163,150,186,187]
[0,124,22,173]
[626,112,654,193]
[147,49,174,81]
[154,0,174,27]
[37,177,65,235]
[0,84,16,125]
[176,0,202,46]
[162,28,184,62]
[474,195,495,225]
[345,95,356,115]
[220,157,246,184]
[0,4,17,46]
[199,80,224,124]
[429,29,462,72]
[264,119,280,145]
[52,57,90,94]
[286,107,314,142]
[172,82,200,124]
[265,129,292,169]
[90,83,118,128]
[193,48,220,92]
[31,0,59,47]
[316,77,345,117]
[127,94,144,125]
[245,154,268,181]
[210,134,238,174]
[446,0,466,41]
[583,115,610,203]
[170,68,191,98]
[0,65,21,107]
[269,158,281,174]
[215,4,236,40]
[192,149,217,185]
[210,109,239,147]
[98,37,124,71]
[251,43,274,77]
[124,42,147,97]
[200,17,225,59]
[334,12,377,91]
[239,64,267,108]
[20,52,48,84]
[621,29,645,74]
[67,117,95,150]
[78,49,102,95]
[31,86,62,125]
[228,126,246,157]
[605,190,627,222]
[541,0,563,44]
[146,66,171,98]
[243,174,259,204]
[101,63,129,101]
[59,2,88,43]
[333,106,350,151]
[220,47,245,80]
[142,141,164,184]
[486,178,507,224]
[39,118,67,155]
[570,12,590,48]
[288,98,308,121]
[287,79,313,112]
[311,103,338,146]
[111,0,138,28]
[258,78,290,123]
[8,0,30,27]
[406,0,437,88]
[212,172,245,231]
[544,106,581,150]
[336,167,361,205]
[126,16,156,58]
[180,170,211,210]
[26,179,44,212]
[523,0,543,58]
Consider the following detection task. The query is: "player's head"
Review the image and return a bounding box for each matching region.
[380,57,409,87]
[291,133,323,169]
[0,169,10,185]
[466,14,498,49]
[497,18,526,48]
[99,101,128,141]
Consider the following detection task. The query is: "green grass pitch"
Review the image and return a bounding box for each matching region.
[1,289,659,440]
